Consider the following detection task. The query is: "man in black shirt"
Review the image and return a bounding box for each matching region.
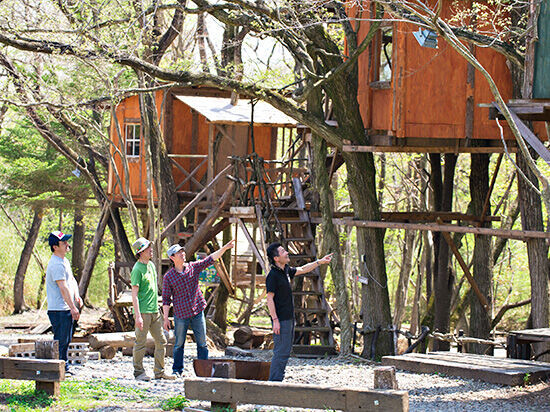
[265,242,332,381]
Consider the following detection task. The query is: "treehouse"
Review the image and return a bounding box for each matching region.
[107,87,335,355]
[348,0,549,154]
[107,87,298,205]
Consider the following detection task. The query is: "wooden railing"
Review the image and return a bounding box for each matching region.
[168,154,208,191]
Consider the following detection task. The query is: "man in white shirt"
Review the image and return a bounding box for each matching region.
[46,231,82,372]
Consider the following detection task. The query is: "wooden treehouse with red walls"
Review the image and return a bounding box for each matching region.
[107,86,337,356]
[347,0,550,156]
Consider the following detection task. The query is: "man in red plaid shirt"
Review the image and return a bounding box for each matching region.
[162,240,235,376]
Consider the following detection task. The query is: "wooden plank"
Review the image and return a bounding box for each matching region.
[314,218,550,240]
[184,377,409,412]
[425,352,550,372]
[382,353,550,386]
[342,145,515,154]
[0,357,64,382]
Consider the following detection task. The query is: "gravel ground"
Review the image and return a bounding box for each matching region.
[59,345,550,412]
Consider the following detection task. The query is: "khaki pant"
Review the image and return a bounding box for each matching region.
[133,312,167,377]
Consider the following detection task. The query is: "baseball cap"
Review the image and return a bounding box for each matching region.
[48,231,72,246]
[167,244,184,257]
[132,237,151,255]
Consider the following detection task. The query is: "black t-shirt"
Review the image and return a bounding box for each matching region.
[266,264,297,321]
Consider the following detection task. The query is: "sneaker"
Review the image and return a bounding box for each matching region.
[173,371,184,378]
[154,373,176,380]
[135,372,152,381]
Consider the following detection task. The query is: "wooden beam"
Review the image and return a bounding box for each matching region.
[438,219,490,313]
[184,181,235,257]
[495,102,550,167]
[161,164,231,240]
[184,377,409,411]
[0,357,64,382]
[313,218,550,240]
[236,218,267,274]
[255,204,269,270]
[479,153,503,227]
[342,145,516,154]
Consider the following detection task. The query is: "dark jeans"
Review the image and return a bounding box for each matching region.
[172,311,208,374]
[47,310,73,370]
[269,318,294,381]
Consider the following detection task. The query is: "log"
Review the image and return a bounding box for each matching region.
[233,326,267,348]
[88,332,133,349]
[98,345,117,360]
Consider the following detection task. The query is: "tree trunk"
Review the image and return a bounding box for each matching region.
[78,204,110,300]
[517,152,549,342]
[213,227,232,332]
[432,154,458,351]
[307,88,353,354]
[393,229,416,330]
[345,151,393,359]
[469,153,493,354]
[72,206,86,282]
[13,208,43,313]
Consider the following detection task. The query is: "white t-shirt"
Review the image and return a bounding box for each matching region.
[46,255,78,311]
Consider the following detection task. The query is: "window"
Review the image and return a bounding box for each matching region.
[379,27,393,82]
[125,124,140,157]
[370,26,393,89]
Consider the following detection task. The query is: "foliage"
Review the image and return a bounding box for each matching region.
[159,394,190,411]
[0,114,90,209]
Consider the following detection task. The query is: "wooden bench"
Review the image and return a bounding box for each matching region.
[184,377,409,411]
[0,357,65,397]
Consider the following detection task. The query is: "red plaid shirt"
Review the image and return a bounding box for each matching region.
[162,256,214,319]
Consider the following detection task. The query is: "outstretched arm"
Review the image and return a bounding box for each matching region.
[295,253,333,275]
[209,239,235,261]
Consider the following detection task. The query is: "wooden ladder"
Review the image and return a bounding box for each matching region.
[263,177,335,357]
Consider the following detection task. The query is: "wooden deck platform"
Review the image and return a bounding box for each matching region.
[382,352,550,386]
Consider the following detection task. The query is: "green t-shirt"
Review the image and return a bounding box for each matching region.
[130,261,158,314]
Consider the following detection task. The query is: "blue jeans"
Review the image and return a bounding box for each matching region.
[269,318,294,381]
[172,311,208,374]
[47,310,73,370]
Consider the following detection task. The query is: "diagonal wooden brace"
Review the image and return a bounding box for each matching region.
[437,218,490,312]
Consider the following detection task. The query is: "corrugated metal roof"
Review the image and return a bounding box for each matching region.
[175,95,297,126]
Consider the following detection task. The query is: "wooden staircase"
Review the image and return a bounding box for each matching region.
[261,177,336,357]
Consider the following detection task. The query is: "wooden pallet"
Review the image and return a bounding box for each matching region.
[382,351,550,386]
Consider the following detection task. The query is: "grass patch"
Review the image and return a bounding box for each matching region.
[159,394,189,410]
[0,378,152,411]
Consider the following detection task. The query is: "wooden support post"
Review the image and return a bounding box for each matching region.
[374,366,398,389]
[235,218,267,274]
[208,124,215,204]
[210,362,237,411]
[255,204,269,270]
[437,218,490,312]
[35,340,59,360]
[478,153,503,227]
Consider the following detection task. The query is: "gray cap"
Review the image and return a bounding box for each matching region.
[167,244,184,257]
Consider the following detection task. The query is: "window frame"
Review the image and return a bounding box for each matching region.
[125,123,141,158]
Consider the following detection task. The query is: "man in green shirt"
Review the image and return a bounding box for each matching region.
[131,237,175,381]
